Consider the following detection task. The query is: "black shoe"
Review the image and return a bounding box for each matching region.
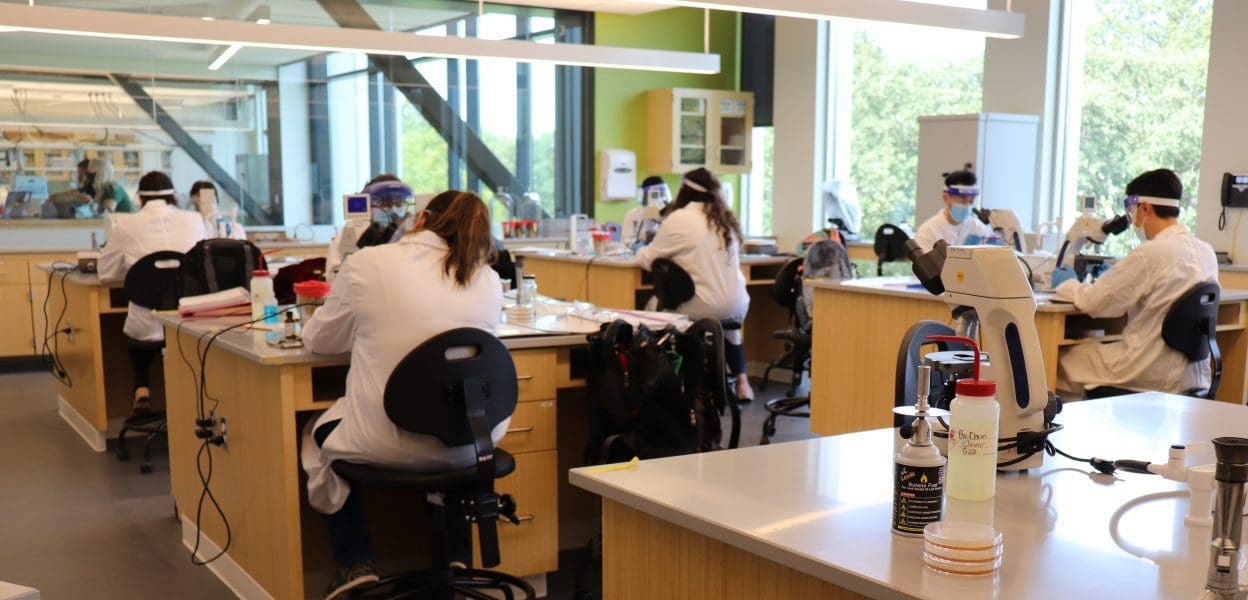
[325,562,379,600]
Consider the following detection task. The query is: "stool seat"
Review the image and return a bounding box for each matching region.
[331,449,515,492]
[772,328,811,346]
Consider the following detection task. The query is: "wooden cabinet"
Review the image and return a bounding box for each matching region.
[0,285,34,356]
[647,88,754,175]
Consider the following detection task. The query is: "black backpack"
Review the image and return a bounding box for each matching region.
[180,238,265,296]
[586,318,739,464]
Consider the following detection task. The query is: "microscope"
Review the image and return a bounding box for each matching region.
[906,240,1053,470]
[1055,195,1130,281]
[1202,437,1248,600]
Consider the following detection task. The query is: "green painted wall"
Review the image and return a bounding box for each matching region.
[593,8,742,224]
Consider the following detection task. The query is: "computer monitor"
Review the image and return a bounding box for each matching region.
[13,175,49,200]
[343,194,370,222]
[2,190,30,218]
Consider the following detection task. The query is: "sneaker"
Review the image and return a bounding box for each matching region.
[132,387,152,416]
[324,562,379,600]
[735,377,755,403]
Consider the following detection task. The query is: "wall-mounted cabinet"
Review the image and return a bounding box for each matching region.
[647,88,754,175]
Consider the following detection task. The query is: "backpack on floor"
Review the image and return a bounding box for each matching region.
[586,318,739,464]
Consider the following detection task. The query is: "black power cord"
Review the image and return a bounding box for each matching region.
[41,262,79,388]
[176,305,313,566]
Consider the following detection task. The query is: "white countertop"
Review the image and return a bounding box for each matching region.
[810,276,1248,314]
[571,393,1246,600]
[515,249,790,268]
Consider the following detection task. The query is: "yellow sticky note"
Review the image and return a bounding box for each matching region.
[584,457,641,473]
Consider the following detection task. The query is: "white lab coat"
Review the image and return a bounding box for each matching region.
[620,205,662,246]
[914,210,993,251]
[201,213,247,241]
[1056,224,1218,395]
[635,204,749,341]
[300,230,507,515]
[98,200,207,342]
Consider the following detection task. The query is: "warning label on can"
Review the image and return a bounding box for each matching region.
[892,463,945,536]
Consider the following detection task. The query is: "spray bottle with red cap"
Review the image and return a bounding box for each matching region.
[929,335,1000,501]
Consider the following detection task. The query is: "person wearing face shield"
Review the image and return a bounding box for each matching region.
[913,169,994,251]
[622,176,671,247]
[326,174,418,274]
[1054,168,1217,398]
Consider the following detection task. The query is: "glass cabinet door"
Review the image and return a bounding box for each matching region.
[678,96,707,166]
[718,98,748,168]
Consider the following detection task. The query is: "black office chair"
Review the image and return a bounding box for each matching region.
[329,328,535,600]
[760,257,807,396]
[874,223,912,277]
[117,250,185,474]
[1163,282,1222,399]
[1087,282,1221,400]
[894,321,966,422]
[649,258,695,311]
[491,240,517,284]
[180,238,264,296]
[273,257,327,304]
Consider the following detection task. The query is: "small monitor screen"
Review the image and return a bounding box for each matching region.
[1236,175,1248,185]
[1081,195,1096,211]
[344,194,370,219]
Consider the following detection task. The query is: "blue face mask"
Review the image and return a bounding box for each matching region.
[949,204,971,223]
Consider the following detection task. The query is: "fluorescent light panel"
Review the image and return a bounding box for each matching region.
[0,4,721,74]
[632,0,1025,39]
[208,44,242,71]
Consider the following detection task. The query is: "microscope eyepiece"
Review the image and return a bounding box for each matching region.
[1212,437,1248,484]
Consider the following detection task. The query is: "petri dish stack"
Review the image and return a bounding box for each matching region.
[923,521,1003,576]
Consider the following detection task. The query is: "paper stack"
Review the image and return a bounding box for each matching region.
[179,287,251,318]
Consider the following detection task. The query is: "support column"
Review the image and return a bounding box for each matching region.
[1196,0,1248,257]
[770,17,826,251]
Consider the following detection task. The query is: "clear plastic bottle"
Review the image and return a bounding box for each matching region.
[515,274,538,321]
[947,381,1000,501]
[250,270,279,343]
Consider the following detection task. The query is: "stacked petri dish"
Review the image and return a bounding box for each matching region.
[923,521,1003,576]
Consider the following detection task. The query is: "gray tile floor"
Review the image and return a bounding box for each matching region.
[0,364,816,600]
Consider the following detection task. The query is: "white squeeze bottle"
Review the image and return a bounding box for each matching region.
[250,269,279,343]
[931,335,1000,501]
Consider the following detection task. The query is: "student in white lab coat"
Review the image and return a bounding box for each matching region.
[913,169,993,251]
[326,174,418,275]
[635,167,753,400]
[621,175,670,247]
[188,180,247,240]
[300,190,505,599]
[1054,169,1218,396]
[98,171,207,414]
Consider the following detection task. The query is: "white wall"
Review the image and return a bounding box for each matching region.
[1196,0,1248,258]
[770,17,826,252]
[982,0,1060,225]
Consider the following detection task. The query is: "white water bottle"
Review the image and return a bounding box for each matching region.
[250,270,279,342]
[928,335,1000,501]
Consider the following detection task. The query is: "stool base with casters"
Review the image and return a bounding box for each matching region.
[116,411,166,474]
[760,397,810,445]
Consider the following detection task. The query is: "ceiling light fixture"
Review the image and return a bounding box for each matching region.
[0,4,721,74]
[208,44,242,71]
[632,0,1024,39]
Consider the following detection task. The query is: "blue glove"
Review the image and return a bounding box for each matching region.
[963,234,984,246]
[1051,265,1078,287]
[1090,261,1112,280]
[984,235,1007,247]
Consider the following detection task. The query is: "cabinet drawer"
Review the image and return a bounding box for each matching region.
[512,349,557,402]
[0,259,27,286]
[498,400,556,455]
[474,450,558,576]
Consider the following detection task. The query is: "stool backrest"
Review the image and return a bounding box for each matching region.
[1162,282,1220,361]
[894,320,964,426]
[650,258,695,311]
[124,251,186,311]
[181,238,264,296]
[383,328,518,447]
[769,257,803,312]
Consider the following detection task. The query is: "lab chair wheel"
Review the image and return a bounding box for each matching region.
[140,463,153,474]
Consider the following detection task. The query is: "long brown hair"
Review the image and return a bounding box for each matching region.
[416,190,497,286]
[665,167,742,250]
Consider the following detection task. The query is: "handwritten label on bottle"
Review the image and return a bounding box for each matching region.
[949,427,997,458]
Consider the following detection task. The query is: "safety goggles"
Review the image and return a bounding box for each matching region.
[1123,194,1181,211]
[945,185,980,198]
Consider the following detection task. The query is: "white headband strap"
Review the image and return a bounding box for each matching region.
[138,188,176,197]
[1137,195,1180,208]
[682,179,708,193]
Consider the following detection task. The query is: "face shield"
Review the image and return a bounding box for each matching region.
[944,185,980,201]
[637,181,671,208]
[366,180,416,222]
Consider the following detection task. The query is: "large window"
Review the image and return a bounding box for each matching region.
[835,9,986,235]
[1058,0,1213,252]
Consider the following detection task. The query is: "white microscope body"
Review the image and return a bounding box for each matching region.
[938,245,1050,470]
